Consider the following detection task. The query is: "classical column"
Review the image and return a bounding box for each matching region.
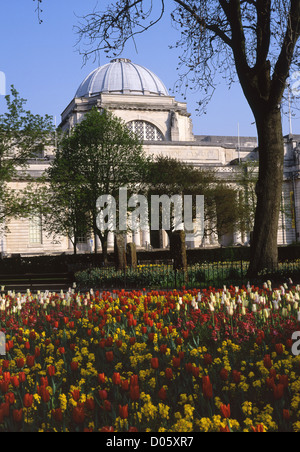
[233,230,243,246]
[142,224,151,249]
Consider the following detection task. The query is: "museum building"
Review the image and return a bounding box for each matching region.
[3,58,300,255]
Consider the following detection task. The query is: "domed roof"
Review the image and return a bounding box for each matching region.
[75,58,169,98]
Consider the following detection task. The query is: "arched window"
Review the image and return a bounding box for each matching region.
[127,120,164,141]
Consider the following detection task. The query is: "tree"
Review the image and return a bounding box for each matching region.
[75,0,300,276]
[45,149,91,255]
[51,107,148,264]
[0,86,54,229]
[143,155,241,244]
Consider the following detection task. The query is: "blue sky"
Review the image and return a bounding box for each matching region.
[0,0,297,136]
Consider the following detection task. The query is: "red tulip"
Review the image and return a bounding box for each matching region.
[71,361,79,372]
[278,375,289,388]
[119,404,129,419]
[0,402,9,418]
[72,406,85,424]
[0,380,9,394]
[151,357,159,369]
[130,374,139,387]
[130,385,140,401]
[72,389,81,402]
[16,358,25,369]
[13,409,23,423]
[220,404,231,419]
[40,387,50,403]
[3,372,10,383]
[23,393,34,408]
[19,372,26,384]
[158,387,167,401]
[263,355,272,370]
[106,351,114,363]
[47,365,56,377]
[101,426,114,432]
[220,368,228,381]
[112,372,121,385]
[172,357,181,368]
[165,368,173,380]
[121,379,129,391]
[5,392,15,405]
[52,408,63,423]
[220,425,230,432]
[251,424,265,432]
[104,400,112,412]
[192,366,200,378]
[26,355,35,368]
[10,376,19,388]
[85,398,95,411]
[273,384,285,400]
[99,390,108,400]
[204,354,213,365]
[98,373,106,385]
[40,377,49,387]
[232,370,241,384]
[202,375,213,399]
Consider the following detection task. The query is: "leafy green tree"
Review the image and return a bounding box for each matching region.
[48,107,148,263]
[144,155,241,244]
[45,152,91,255]
[0,86,54,231]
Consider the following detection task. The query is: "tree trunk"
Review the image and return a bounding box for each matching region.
[99,232,109,267]
[247,107,284,276]
[73,239,77,255]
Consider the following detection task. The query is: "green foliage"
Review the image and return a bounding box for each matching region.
[0,86,54,227]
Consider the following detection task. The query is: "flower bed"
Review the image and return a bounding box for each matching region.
[0,281,300,432]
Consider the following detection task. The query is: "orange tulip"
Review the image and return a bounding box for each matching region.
[220,403,231,419]
[98,373,105,384]
[119,404,129,419]
[251,424,265,432]
[112,372,121,385]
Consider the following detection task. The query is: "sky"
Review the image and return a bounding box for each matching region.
[0,0,298,137]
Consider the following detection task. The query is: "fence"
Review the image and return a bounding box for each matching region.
[75,259,300,291]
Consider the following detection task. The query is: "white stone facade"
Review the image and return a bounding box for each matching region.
[3,59,300,256]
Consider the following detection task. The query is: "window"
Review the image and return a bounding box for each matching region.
[29,215,43,245]
[127,121,164,141]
